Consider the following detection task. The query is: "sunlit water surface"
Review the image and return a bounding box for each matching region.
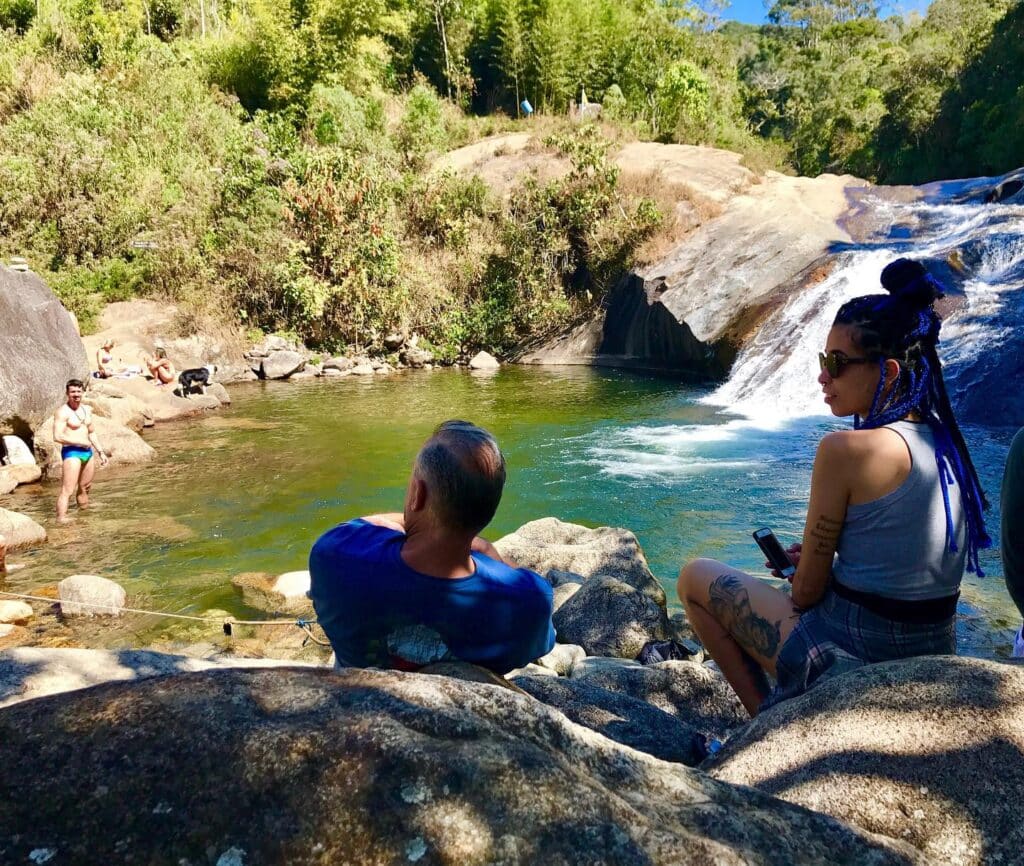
[5,367,1019,656]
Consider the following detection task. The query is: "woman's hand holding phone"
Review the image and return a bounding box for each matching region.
[766,543,802,580]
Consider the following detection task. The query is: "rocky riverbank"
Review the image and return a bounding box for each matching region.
[2,517,1022,864]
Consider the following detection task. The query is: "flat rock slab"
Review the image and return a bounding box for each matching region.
[708,656,1024,866]
[0,666,919,865]
[0,647,322,709]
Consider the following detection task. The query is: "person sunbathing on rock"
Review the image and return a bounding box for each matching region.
[678,259,991,715]
[145,348,176,386]
[95,339,116,378]
[53,379,109,522]
[309,420,555,674]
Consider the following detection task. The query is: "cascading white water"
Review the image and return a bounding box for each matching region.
[704,181,1024,423]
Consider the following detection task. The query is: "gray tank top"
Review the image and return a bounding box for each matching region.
[832,420,967,601]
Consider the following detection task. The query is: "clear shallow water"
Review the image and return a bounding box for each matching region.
[5,366,1020,656]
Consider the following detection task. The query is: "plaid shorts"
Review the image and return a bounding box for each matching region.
[762,587,956,711]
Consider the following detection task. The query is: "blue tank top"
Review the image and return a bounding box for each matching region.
[832,420,967,601]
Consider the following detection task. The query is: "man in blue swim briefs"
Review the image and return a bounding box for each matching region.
[309,420,555,674]
[53,379,108,522]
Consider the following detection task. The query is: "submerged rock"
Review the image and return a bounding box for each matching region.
[554,575,670,658]
[231,571,313,617]
[496,518,666,607]
[0,666,918,865]
[708,655,1024,866]
[58,575,126,617]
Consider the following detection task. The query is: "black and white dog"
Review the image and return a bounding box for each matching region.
[178,365,218,397]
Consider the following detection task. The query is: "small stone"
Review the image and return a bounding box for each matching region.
[0,600,33,625]
[468,351,500,370]
[28,849,57,864]
[405,838,428,862]
[215,847,246,866]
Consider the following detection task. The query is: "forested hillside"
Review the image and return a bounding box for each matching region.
[0,0,1020,354]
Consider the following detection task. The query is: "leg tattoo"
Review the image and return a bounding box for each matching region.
[708,573,783,659]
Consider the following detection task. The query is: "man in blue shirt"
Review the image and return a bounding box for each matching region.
[310,420,555,674]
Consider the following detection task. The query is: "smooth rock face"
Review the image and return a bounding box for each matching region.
[84,392,154,432]
[708,656,1024,866]
[260,350,306,380]
[0,667,917,865]
[206,382,231,404]
[575,660,748,741]
[0,601,32,625]
[554,575,670,658]
[58,575,126,616]
[468,350,500,369]
[0,508,46,551]
[514,673,707,765]
[34,415,155,471]
[496,518,666,607]
[0,474,14,495]
[534,643,586,676]
[0,266,89,435]
[2,435,35,464]
[552,581,582,611]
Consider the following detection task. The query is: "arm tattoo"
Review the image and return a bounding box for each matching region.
[708,573,782,659]
[809,514,842,556]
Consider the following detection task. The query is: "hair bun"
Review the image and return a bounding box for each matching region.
[880,258,944,308]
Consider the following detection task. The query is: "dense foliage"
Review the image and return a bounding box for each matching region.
[0,0,1020,350]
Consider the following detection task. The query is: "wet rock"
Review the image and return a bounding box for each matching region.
[0,265,89,434]
[58,575,126,617]
[708,656,1024,866]
[260,350,306,380]
[34,416,155,471]
[513,674,707,765]
[0,508,46,551]
[0,666,919,865]
[576,659,748,740]
[207,382,231,404]
[231,571,313,617]
[0,601,33,625]
[554,575,670,658]
[534,642,586,675]
[496,518,666,607]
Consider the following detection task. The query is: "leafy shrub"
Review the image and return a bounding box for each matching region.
[406,170,490,250]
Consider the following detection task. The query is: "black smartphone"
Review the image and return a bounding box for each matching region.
[753,527,795,578]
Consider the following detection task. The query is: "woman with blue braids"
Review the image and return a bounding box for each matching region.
[677,258,991,715]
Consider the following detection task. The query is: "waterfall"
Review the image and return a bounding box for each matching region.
[704,174,1024,425]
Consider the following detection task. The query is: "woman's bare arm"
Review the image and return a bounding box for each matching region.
[791,433,852,609]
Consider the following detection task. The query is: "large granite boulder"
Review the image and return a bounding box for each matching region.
[707,656,1024,866]
[34,414,155,471]
[575,659,748,741]
[84,391,155,432]
[0,266,89,437]
[260,350,306,380]
[553,574,671,658]
[0,666,918,865]
[0,508,46,551]
[495,518,666,607]
[514,673,707,765]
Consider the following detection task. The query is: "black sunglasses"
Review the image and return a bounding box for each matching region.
[818,350,876,378]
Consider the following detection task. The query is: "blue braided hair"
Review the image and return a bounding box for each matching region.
[834,258,991,575]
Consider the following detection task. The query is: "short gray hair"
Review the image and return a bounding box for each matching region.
[415,420,506,534]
